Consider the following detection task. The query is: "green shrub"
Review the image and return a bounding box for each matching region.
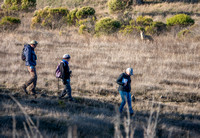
[31,7,69,29]
[119,25,140,35]
[2,0,36,11]
[0,16,21,30]
[95,17,121,35]
[108,0,126,13]
[76,7,95,19]
[68,8,78,25]
[79,24,87,34]
[145,21,166,35]
[129,20,136,26]
[136,16,153,26]
[166,14,194,27]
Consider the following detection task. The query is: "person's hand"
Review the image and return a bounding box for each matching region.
[30,66,34,72]
[63,81,67,85]
[69,71,73,77]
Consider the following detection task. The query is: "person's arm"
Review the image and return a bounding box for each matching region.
[116,74,124,86]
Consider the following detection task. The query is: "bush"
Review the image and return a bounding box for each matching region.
[68,8,78,25]
[145,21,166,35]
[31,7,69,29]
[79,24,87,34]
[76,7,95,19]
[166,14,194,27]
[119,25,140,36]
[2,0,36,11]
[0,16,21,30]
[95,17,121,35]
[108,0,126,13]
[136,16,153,26]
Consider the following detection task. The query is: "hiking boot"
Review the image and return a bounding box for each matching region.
[130,112,134,116]
[22,85,28,94]
[69,97,74,102]
[59,95,65,99]
[31,89,37,95]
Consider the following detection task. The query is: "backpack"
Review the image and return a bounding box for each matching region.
[21,47,26,61]
[21,44,28,61]
[55,61,65,78]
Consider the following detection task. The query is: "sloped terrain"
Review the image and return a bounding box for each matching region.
[0,86,200,137]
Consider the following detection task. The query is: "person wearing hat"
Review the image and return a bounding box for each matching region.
[116,68,134,116]
[59,54,73,101]
[22,40,38,95]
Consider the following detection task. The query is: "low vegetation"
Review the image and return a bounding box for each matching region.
[76,6,95,19]
[0,16,21,30]
[31,7,69,29]
[107,0,126,13]
[166,14,195,27]
[95,17,121,35]
[1,0,36,11]
[136,16,153,27]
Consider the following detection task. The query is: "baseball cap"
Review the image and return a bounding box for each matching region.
[30,40,38,45]
[126,68,133,75]
[63,54,71,59]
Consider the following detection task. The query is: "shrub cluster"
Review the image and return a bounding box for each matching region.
[68,8,78,25]
[31,6,96,29]
[95,17,121,35]
[2,0,36,11]
[31,7,69,29]
[76,7,95,19]
[0,16,21,30]
[136,16,153,27]
[166,14,194,27]
[121,16,166,35]
[108,0,126,13]
[145,21,166,35]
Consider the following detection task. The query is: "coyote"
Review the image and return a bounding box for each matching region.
[140,31,154,42]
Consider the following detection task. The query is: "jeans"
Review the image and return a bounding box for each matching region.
[119,91,133,114]
[60,79,72,98]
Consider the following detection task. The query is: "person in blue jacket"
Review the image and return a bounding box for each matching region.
[22,40,38,95]
[116,68,134,116]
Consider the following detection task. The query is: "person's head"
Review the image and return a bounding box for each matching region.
[125,68,133,76]
[63,54,71,61]
[30,40,38,48]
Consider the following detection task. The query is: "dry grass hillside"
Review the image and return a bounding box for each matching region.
[0,0,200,137]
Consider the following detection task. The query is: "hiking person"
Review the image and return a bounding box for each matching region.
[59,54,74,101]
[116,68,134,116]
[22,40,38,95]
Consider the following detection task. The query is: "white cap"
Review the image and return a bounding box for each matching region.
[126,68,133,75]
[63,54,71,59]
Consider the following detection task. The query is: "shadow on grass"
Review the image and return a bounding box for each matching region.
[0,87,200,137]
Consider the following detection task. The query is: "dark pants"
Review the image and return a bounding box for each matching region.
[60,79,72,98]
[24,67,37,93]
